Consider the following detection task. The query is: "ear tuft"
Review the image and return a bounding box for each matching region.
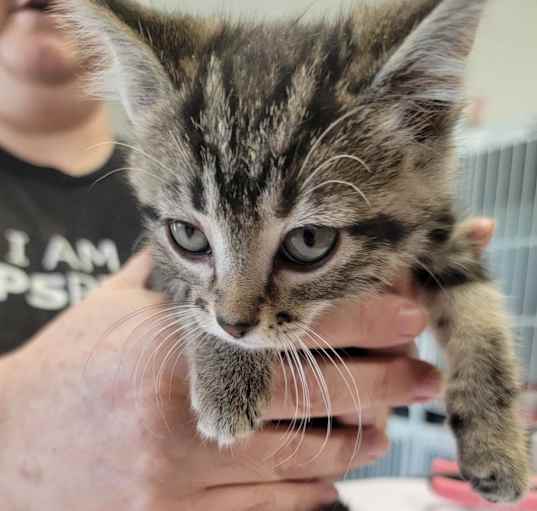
[374,0,488,105]
[52,0,176,126]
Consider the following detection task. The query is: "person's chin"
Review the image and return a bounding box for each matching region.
[0,9,80,86]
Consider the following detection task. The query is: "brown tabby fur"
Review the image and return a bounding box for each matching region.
[56,0,530,503]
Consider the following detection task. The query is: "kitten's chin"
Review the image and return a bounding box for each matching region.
[199,318,305,351]
[218,335,283,352]
[202,325,290,351]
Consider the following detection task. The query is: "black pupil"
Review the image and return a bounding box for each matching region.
[303,228,316,248]
[185,224,195,238]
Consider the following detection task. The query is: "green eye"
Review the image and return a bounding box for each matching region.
[282,226,338,265]
[169,221,211,255]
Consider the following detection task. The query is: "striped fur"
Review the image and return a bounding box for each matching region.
[58,0,528,503]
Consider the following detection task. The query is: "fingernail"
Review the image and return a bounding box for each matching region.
[414,367,444,401]
[368,448,387,461]
[367,430,389,459]
[368,442,389,460]
[397,302,427,337]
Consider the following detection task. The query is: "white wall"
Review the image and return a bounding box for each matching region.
[467,0,537,126]
[133,0,537,128]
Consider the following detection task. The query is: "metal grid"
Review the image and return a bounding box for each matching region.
[350,125,537,479]
[463,138,537,385]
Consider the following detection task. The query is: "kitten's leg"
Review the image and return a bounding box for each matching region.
[188,335,274,447]
[416,223,529,502]
[190,338,351,511]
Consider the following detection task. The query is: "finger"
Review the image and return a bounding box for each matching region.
[463,217,495,252]
[308,294,428,349]
[189,482,340,511]
[222,426,388,484]
[389,272,419,299]
[371,340,418,358]
[337,405,391,430]
[108,248,154,289]
[267,355,443,419]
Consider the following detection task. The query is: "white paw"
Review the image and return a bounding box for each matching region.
[195,409,258,448]
[196,414,238,448]
[190,388,201,414]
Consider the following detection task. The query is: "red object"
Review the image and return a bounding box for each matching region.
[430,459,537,510]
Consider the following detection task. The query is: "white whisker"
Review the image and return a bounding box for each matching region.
[272,336,311,468]
[131,313,198,426]
[265,342,302,463]
[113,305,195,381]
[297,322,363,476]
[84,302,174,383]
[153,320,201,430]
[90,166,169,189]
[307,179,371,207]
[88,140,177,177]
[298,107,361,178]
[301,153,372,191]
[120,307,199,386]
[294,334,333,465]
[276,350,289,412]
[168,331,206,402]
[126,314,192,439]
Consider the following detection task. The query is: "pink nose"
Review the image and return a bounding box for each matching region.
[217,317,258,339]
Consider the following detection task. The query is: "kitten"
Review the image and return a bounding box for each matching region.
[58,0,529,504]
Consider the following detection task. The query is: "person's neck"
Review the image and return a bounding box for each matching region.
[0,102,115,177]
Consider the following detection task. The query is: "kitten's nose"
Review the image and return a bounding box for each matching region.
[217,317,258,339]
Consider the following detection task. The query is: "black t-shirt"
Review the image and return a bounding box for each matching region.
[0,145,143,354]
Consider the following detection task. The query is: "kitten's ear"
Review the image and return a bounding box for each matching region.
[373,0,487,109]
[54,0,199,126]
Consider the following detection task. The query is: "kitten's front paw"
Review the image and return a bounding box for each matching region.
[460,453,528,503]
[196,407,261,448]
[456,420,529,503]
[191,383,267,448]
[189,339,273,448]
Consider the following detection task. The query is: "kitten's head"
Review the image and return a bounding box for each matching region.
[59,0,487,350]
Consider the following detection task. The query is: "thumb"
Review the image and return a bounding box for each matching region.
[108,248,154,289]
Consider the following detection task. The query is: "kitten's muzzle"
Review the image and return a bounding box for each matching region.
[216,316,259,339]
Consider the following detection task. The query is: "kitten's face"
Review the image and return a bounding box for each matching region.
[147,132,385,350]
[143,56,451,351]
[60,0,485,349]
[148,141,398,351]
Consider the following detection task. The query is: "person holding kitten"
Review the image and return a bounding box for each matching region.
[0,0,494,509]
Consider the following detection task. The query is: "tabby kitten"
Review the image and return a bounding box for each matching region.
[60,0,529,503]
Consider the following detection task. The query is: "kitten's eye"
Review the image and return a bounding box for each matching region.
[169,221,211,255]
[282,226,338,265]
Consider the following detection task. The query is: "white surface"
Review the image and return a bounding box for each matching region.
[336,479,464,511]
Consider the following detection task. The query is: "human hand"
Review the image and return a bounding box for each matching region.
[291,217,496,431]
[277,274,436,433]
[0,251,334,509]
[0,250,424,510]
[0,219,492,510]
